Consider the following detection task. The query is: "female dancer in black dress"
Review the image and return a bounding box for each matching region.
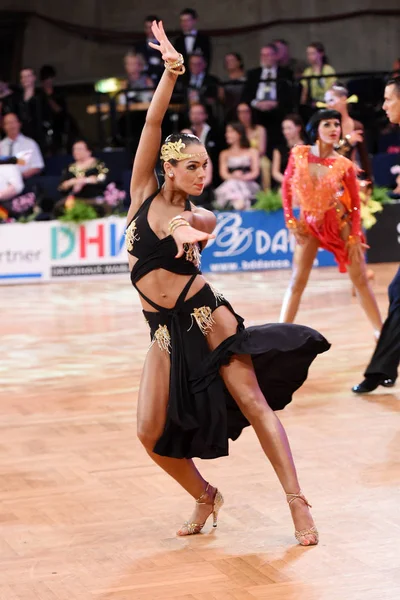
[127,22,330,546]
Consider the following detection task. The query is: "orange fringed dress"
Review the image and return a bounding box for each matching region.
[282,145,363,273]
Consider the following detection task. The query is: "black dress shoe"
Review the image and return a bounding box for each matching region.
[352,377,396,394]
[381,378,396,388]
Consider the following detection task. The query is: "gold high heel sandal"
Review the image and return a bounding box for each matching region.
[178,482,224,536]
[286,491,319,546]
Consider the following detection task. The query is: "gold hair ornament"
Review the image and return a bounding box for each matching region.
[161,138,208,163]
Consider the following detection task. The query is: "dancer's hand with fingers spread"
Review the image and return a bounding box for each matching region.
[148,20,181,64]
[172,225,215,259]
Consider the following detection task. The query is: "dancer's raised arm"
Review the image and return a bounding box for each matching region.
[128,21,184,219]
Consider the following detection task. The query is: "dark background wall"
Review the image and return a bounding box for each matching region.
[0,0,399,83]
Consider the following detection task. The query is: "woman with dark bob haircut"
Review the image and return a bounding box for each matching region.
[280,109,382,340]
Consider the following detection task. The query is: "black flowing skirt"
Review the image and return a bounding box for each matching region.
[141,277,330,460]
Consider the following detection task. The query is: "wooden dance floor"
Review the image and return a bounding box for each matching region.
[1,264,399,600]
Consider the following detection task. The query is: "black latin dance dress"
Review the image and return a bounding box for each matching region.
[127,191,331,459]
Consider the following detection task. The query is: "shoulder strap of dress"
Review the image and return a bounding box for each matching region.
[184,197,192,211]
[126,189,160,228]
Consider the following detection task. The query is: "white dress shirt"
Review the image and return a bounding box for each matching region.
[0,165,24,199]
[189,71,205,89]
[0,134,44,175]
[196,123,211,146]
[184,30,198,54]
[255,67,277,102]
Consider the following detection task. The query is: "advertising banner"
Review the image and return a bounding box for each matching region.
[0,210,337,285]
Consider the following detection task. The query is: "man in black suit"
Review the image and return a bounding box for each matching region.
[174,8,212,70]
[134,15,163,83]
[352,77,400,393]
[242,43,293,157]
[185,53,221,123]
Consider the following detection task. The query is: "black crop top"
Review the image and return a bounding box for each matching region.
[126,190,202,285]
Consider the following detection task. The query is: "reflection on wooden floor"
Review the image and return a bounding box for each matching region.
[1,264,399,600]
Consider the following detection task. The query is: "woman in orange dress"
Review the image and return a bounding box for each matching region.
[280,109,382,339]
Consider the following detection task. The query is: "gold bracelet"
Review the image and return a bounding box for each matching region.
[168,216,189,234]
[165,54,184,69]
[346,234,361,246]
[286,218,298,230]
[164,54,186,76]
[170,221,190,235]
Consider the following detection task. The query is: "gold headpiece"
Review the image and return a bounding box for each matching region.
[316,94,359,109]
[160,138,208,162]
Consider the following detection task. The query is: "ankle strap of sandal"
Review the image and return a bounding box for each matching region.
[286,491,312,508]
[196,482,210,504]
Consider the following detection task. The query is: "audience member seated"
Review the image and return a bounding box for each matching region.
[135,15,163,83]
[16,67,44,146]
[0,77,18,118]
[214,122,260,210]
[390,165,400,199]
[236,102,270,190]
[39,65,67,155]
[186,52,222,118]
[0,113,44,188]
[272,114,305,187]
[186,102,219,176]
[324,85,372,180]
[174,8,212,70]
[0,163,24,221]
[55,140,112,217]
[181,128,214,209]
[272,39,305,78]
[222,53,247,117]
[117,52,155,155]
[300,42,336,111]
[242,44,293,157]
[119,52,154,105]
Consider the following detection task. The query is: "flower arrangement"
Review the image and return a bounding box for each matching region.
[252,189,283,213]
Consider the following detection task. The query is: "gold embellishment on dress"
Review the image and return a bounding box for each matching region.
[151,324,171,353]
[209,283,225,305]
[125,219,139,251]
[190,306,215,336]
[183,243,201,268]
[160,139,208,163]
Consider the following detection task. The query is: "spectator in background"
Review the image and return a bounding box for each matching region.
[236,101,270,190]
[242,44,293,157]
[117,52,155,155]
[39,65,67,155]
[324,85,372,181]
[300,42,336,108]
[0,113,44,183]
[174,8,212,70]
[222,52,247,117]
[214,121,260,210]
[120,52,154,104]
[187,102,219,171]
[56,140,110,217]
[181,128,214,209]
[135,15,163,82]
[17,67,43,145]
[392,58,400,77]
[186,52,222,117]
[0,77,18,118]
[272,113,305,187]
[0,163,24,220]
[272,39,303,77]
